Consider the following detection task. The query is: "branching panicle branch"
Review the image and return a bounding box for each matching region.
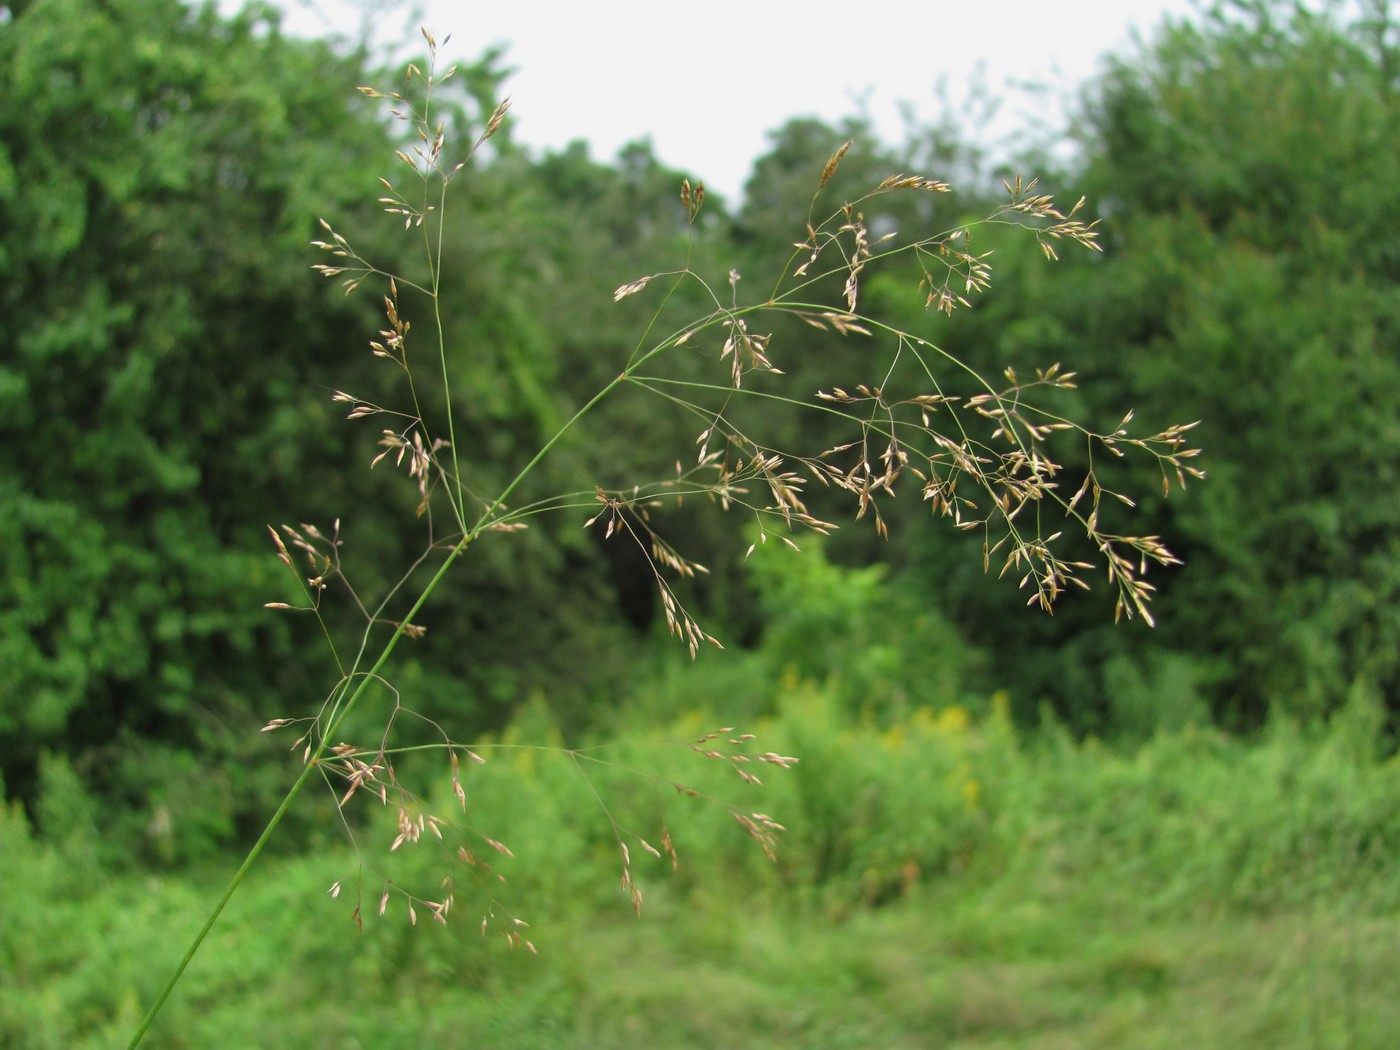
[133,32,1198,1049]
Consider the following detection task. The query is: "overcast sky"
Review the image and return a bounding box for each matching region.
[257,0,1206,200]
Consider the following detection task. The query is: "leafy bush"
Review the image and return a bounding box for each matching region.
[913,0,1400,726]
[9,686,1400,1046]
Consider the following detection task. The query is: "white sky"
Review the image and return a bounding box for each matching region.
[259,0,1206,201]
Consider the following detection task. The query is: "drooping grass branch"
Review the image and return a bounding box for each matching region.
[130,30,1200,1047]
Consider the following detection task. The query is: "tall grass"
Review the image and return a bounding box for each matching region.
[8,683,1397,1047]
[126,31,1200,1044]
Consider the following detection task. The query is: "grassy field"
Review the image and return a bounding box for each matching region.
[5,684,1398,1048]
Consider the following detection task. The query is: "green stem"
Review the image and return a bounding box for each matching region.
[472,372,627,530]
[126,756,319,1049]
[130,363,635,1046]
[128,540,467,1047]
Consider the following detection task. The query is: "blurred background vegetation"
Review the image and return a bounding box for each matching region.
[3,0,1400,1045]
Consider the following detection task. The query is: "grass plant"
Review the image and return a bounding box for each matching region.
[126,31,1201,1045]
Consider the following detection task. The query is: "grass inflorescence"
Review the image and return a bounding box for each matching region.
[129,29,1199,1045]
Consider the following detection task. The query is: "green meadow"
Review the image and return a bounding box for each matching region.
[8,681,1397,1047]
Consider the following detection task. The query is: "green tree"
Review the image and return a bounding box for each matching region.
[0,0,782,850]
[0,0,402,856]
[912,0,1400,727]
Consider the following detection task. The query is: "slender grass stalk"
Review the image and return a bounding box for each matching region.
[127,537,463,1047]
[128,345,642,1044]
[129,268,660,1041]
[130,36,1201,1045]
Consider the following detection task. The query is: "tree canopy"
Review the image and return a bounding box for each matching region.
[916,0,1400,728]
[4,0,1398,860]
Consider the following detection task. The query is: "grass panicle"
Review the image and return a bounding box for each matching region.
[130,31,1198,1047]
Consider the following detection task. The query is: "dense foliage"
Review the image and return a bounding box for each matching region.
[0,0,411,857]
[897,0,1400,731]
[5,686,1397,1046]
[0,0,723,855]
[1071,1,1400,726]
[4,0,1400,1021]
[5,0,1400,1042]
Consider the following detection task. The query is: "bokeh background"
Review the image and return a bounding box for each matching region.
[3,0,1399,1045]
